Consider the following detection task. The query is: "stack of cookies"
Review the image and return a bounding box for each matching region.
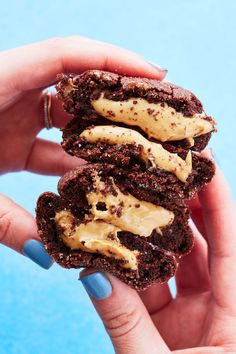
[36,71,216,289]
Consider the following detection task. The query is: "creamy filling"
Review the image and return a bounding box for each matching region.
[54,175,174,270]
[58,81,214,270]
[80,126,192,183]
[87,174,175,236]
[90,93,216,142]
[54,211,139,270]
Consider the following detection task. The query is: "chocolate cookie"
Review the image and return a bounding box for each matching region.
[36,70,216,289]
[36,164,194,289]
[56,70,216,151]
[61,116,215,200]
[56,70,216,197]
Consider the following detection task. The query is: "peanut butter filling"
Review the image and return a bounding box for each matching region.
[80,126,192,183]
[91,93,215,142]
[54,176,174,270]
[54,211,139,270]
[87,174,175,236]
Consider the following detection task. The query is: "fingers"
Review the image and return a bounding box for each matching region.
[139,283,172,315]
[80,272,170,354]
[199,162,236,258]
[50,92,72,128]
[186,196,207,238]
[1,36,167,93]
[0,194,37,252]
[174,347,225,353]
[0,194,53,269]
[42,92,76,129]
[25,138,85,175]
[175,219,210,294]
[198,152,236,308]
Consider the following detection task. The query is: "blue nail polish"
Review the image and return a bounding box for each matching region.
[23,240,54,269]
[80,272,112,300]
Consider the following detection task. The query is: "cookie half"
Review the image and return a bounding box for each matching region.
[36,164,194,289]
[56,71,216,197]
[56,70,216,151]
[62,117,215,200]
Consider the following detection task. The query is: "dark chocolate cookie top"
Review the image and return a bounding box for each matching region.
[56,70,208,117]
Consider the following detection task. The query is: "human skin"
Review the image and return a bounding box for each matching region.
[80,158,236,353]
[1,37,235,353]
[0,36,165,253]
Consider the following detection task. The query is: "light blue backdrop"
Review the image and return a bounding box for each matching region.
[0,1,235,354]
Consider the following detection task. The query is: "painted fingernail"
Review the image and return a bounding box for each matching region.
[80,272,112,300]
[23,239,54,269]
[147,61,168,73]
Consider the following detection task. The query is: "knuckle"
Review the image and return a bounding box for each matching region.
[0,211,12,244]
[103,304,142,340]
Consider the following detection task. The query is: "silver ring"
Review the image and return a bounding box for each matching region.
[43,91,53,129]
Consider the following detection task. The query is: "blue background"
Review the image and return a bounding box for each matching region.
[0,1,235,353]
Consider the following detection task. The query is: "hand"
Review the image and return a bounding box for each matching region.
[80,155,236,353]
[0,36,166,266]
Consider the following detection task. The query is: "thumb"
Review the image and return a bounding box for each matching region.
[80,271,170,354]
[0,193,53,269]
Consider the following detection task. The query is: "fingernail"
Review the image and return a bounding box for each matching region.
[210,148,217,161]
[80,272,112,300]
[203,148,220,168]
[209,147,214,159]
[23,240,54,269]
[210,148,221,167]
[147,61,168,74]
[206,147,218,162]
